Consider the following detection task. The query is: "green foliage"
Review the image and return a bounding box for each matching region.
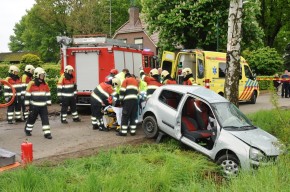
[0,140,289,191]
[9,0,141,62]
[284,43,290,69]
[257,0,290,50]
[141,0,264,54]
[19,54,43,71]
[243,47,284,75]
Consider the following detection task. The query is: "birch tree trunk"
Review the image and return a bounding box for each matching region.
[225,0,243,107]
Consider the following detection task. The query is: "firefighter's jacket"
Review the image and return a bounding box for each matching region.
[57,73,76,98]
[163,75,177,85]
[21,72,33,96]
[4,75,22,99]
[119,77,139,102]
[183,74,196,85]
[91,82,117,106]
[25,79,51,107]
[140,70,162,98]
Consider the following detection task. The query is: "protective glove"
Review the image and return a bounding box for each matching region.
[21,95,25,100]
[107,96,113,104]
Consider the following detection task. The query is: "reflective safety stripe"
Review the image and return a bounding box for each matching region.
[25,101,30,105]
[61,93,74,97]
[72,112,78,116]
[126,85,138,90]
[31,101,47,106]
[147,85,159,89]
[7,112,14,115]
[91,92,103,103]
[47,101,52,105]
[26,93,32,97]
[124,95,138,100]
[31,92,47,96]
[97,85,109,98]
[62,84,74,88]
[91,117,96,121]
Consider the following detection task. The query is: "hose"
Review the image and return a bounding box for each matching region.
[0,80,16,108]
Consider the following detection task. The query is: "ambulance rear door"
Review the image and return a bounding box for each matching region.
[195,51,205,85]
[161,51,176,77]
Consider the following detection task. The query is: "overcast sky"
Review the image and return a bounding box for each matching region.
[0,0,35,53]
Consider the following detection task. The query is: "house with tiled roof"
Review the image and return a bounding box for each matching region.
[113,6,159,55]
[0,52,37,64]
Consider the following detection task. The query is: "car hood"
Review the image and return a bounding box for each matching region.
[228,128,281,155]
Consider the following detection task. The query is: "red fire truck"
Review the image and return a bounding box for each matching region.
[57,35,156,105]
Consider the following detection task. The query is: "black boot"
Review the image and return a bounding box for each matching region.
[73,118,81,122]
[61,120,68,124]
[16,118,25,122]
[116,132,127,136]
[93,124,99,130]
[8,120,13,124]
[44,134,52,139]
[25,131,32,136]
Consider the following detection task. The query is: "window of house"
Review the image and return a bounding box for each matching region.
[134,38,143,49]
[158,89,183,110]
[118,39,127,43]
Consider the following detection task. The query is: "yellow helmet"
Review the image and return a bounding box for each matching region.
[25,64,35,73]
[9,65,19,74]
[64,65,74,73]
[150,68,159,76]
[182,68,192,77]
[161,70,169,79]
[33,67,46,78]
[112,78,121,88]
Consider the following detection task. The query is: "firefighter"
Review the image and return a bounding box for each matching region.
[21,64,35,120]
[24,67,52,139]
[140,68,162,99]
[4,65,23,124]
[57,65,81,124]
[117,73,139,136]
[105,68,119,81]
[161,70,177,85]
[90,78,120,131]
[182,68,196,85]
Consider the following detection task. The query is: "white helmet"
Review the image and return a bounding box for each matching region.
[112,78,121,88]
[182,68,192,77]
[25,64,35,73]
[9,65,19,74]
[161,70,169,79]
[64,65,74,73]
[33,67,46,78]
[150,68,159,76]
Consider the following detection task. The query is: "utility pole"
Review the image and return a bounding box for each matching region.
[109,0,112,37]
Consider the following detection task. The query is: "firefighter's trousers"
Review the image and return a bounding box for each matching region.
[61,96,79,121]
[120,99,138,134]
[25,105,51,135]
[90,97,105,129]
[21,98,29,120]
[7,96,22,122]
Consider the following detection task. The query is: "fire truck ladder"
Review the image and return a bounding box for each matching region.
[57,35,140,49]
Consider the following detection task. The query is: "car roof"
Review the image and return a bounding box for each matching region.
[154,85,229,104]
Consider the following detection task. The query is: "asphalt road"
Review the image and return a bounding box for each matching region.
[0,92,289,164]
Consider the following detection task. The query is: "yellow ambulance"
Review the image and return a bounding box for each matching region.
[161,50,259,104]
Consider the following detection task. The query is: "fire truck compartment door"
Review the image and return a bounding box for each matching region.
[75,52,99,91]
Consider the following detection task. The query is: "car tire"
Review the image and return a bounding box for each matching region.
[249,91,257,104]
[216,154,240,177]
[142,116,159,139]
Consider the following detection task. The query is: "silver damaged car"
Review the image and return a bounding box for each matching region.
[142,85,282,176]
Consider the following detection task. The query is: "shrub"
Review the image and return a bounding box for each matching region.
[243,47,284,75]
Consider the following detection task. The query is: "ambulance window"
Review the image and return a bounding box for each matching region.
[244,65,253,79]
[218,62,226,78]
[159,90,183,110]
[197,59,204,78]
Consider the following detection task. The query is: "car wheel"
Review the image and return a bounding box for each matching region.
[142,116,159,139]
[249,91,257,104]
[216,154,240,177]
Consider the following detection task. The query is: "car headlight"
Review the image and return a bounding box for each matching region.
[249,147,265,161]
